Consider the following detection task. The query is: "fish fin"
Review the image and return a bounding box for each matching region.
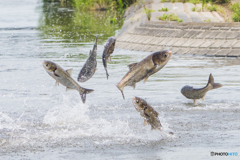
[194,99,198,105]
[53,72,60,77]
[143,76,149,84]
[55,81,59,86]
[207,73,223,90]
[109,56,112,62]
[66,87,74,92]
[79,88,94,103]
[127,62,138,70]
[151,126,154,130]
[201,96,205,101]
[95,68,98,72]
[66,68,73,76]
[143,120,148,126]
[116,83,125,100]
[106,71,109,80]
[130,83,136,89]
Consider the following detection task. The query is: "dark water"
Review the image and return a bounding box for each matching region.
[0,0,240,159]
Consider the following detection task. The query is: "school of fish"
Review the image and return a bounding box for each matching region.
[42,35,223,133]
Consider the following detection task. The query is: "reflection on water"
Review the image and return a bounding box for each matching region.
[38,2,124,43]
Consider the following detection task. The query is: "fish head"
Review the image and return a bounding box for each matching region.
[42,60,57,72]
[108,37,116,46]
[132,96,148,112]
[152,50,172,66]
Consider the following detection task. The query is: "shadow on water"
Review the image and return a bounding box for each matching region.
[38,2,124,44]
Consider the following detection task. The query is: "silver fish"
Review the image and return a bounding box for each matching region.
[116,50,172,99]
[78,36,98,82]
[42,60,94,103]
[132,96,162,130]
[102,37,116,79]
[181,73,223,105]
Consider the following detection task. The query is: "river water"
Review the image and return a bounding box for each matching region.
[0,0,240,159]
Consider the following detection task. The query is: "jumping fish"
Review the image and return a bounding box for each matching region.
[181,73,223,105]
[42,60,94,103]
[116,50,172,99]
[132,96,162,130]
[78,36,98,82]
[102,37,116,79]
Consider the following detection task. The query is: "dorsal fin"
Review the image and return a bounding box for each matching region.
[127,62,138,70]
[66,68,73,76]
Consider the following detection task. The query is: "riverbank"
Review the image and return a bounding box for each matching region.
[116,1,240,57]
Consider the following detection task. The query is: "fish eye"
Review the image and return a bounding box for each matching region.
[46,63,49,67]
[136,100,139,103]
[164,54,167,58]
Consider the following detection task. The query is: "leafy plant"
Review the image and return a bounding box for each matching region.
[231,3,240,22]
[158,8,169,11]
[207,5,218,12]
[204,18,211,22]
[143,7,155,20]
[158,13,183,23]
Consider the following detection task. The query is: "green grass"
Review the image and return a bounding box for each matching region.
[204,18,211,22]
[158,8,169,12]
[157,13,183,23]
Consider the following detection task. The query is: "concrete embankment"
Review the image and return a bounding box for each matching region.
[116,1,240,57]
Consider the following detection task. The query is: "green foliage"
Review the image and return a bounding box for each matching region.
[158,13,183,23]
[192,6,201,12]
[171,0,176,3]
[207,5,218,12]
[143,8,155,21]
[204,18,211,22]
[231,3,240,22]
[158,8,169,11]
[38,3,124,43]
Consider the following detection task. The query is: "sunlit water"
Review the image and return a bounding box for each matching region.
[0,0,240,159]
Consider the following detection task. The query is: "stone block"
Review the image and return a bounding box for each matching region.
[173,39,187,47]
[176,48,189,54]
[195,49,210,55]
[177,12,190,22]
[199,40,215,48]
[221,40,237,49]
[215,32,228,39]
[189,12,203,22]
[212,11,224,22]
[205,31,220,39]
[205,50,220,56]
[215,49,231,57]
[196,31,211,39]
[190,39,205,48]
[166,38,179,46]
[183,30,201,38]
[227,50,240,57]
[181,39,195,47]
[232,41,240,49]
[227,32,240,39]
[163,2,173,11]
[175,30,188,38]
[174,3,184,12]
[209,40,225,49]
[201,12,217,22]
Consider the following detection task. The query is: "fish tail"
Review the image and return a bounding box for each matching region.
[116,83,125,100]
[102,54,109,80]
[207,73,223,90]
[105,69,109,80]
[80,88,94,104]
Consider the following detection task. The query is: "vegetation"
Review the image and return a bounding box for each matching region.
[38,3,124,43]
[158,8,169,12]
[192,6,202,12]
[204,18,211,22]
[231,3,240,22]
[207,4,218,12]
[143,8,155,21]
[158,13,183,23]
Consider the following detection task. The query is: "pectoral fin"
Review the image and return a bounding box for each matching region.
[127,62,138,70]
[194,99,198,105]
[143,120,148,126]
[53,72,60,77]
[66,68,73,76]
[66,87,74,92]
[143,76,149,84]
[55,81,59,86]
[201,96,205,101]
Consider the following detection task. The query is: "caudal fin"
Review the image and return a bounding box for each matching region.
[80,88,94,103]
[207,73,223,90]
[116,83,125,99]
